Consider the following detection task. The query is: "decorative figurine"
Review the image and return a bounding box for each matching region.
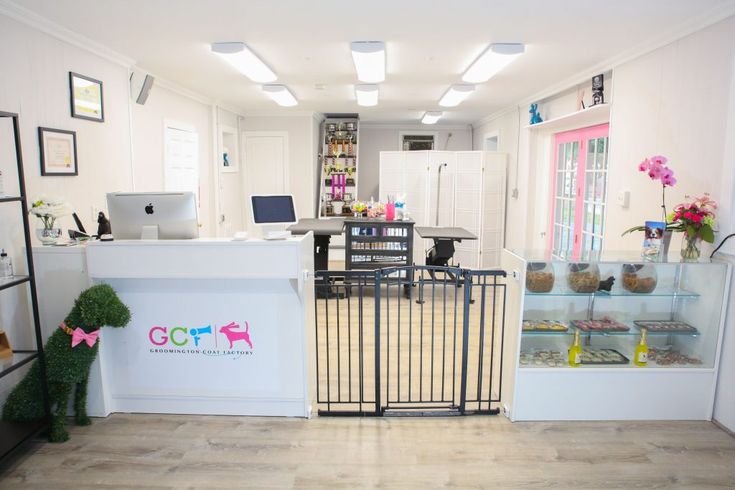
[598,276,616,292]
[96,211,111,237]
[2,284,131,442]
[529,103,543,125]
[592,74,604,106]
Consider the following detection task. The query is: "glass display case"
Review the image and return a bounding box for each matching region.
[501,250,731,421]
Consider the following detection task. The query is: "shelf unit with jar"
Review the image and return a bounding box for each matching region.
[0,111,52,461]
[500,249,731,421]
[317,115,360,218]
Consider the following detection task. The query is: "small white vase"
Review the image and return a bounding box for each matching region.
[36,228,62,245]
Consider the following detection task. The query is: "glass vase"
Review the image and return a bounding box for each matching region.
[36,227,62,245]
[680,234,702,261]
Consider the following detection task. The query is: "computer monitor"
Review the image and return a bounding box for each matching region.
[107,192,199,240]
[250,194,297,239]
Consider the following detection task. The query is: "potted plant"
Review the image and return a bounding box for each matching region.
[667,194,717,261]
[622,155,677,253]
[29,197,71,245]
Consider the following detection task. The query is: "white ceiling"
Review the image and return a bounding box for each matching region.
[11,0,735,123]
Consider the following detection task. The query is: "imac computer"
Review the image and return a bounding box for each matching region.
[107,192,199,240]
[250,194,297,240]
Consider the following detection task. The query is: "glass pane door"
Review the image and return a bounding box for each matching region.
[550,124,610,260]
[551,141,578,259]
[580,135,609,260]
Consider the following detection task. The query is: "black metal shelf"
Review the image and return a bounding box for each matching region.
[0,350,38,379]
[0,275,30,292]
[350,249,408,256]
[0,419,49,461]
[350,235,409,242]
[0,110,51,463]
[0,196,23,203]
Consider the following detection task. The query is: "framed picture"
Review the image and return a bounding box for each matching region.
[38,127,78,176]
[69,72,104,122]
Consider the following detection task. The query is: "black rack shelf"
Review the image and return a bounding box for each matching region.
[0,350,39,378]
[345,219,414,272]
[0,275,30,292]
[0,110,51,462]
[0,419,48,461]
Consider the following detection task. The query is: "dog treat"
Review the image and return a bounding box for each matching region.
[578,348,629,365]
[520,349,566,367]
[526,262,554,293]
[567,264,600,293]
[648,347,702,366]
[633,321,698,334]
[622,273,657,293]
[572,319,630,332]
[522,320,568,332]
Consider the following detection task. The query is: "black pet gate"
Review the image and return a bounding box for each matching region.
[314,266,507,416]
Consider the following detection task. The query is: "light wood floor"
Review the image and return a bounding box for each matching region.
[1,414,734,488]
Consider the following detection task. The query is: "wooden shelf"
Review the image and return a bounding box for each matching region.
[525,104,610,132]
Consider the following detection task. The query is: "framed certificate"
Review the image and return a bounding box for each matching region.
[38,127,78,176]
[69,72,104,122]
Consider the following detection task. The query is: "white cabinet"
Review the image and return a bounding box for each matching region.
[379,150,506,268]
[501,250,732,421]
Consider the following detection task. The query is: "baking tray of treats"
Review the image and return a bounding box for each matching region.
[522,320,569,333]
[519,349,566,367]
[579,349,630,365]
[571,319,630,333]
[648,347,703,366]
[633,320,699,334]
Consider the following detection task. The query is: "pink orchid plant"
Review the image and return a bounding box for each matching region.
[623,155,678,236]
[638,155,676,219]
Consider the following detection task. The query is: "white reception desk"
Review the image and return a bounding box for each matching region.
[34,236,315,417]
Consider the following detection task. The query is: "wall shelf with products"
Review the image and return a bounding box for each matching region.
[317,115,360,218]
[501,250,731,421]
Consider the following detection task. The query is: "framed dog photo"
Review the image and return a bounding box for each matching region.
[69,72,104,122]
[39,127,78,176]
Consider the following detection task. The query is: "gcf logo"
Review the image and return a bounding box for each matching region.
[148,321,254,358]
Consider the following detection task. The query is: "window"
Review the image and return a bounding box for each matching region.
[401,134,435,150]
[549,124,609,260]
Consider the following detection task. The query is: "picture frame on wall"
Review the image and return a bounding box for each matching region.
[69,72,104,122]
[38,127,78,176]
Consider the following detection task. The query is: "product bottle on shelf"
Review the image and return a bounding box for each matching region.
[568,330,582,367]
[0,249,13,278]
[634,328,649,367]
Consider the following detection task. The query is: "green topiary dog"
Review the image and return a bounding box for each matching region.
[2,284,130,442]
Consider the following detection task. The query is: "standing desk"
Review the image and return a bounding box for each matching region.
[287,218,345,273]
[288,218,345,298]
[415,226,478,270]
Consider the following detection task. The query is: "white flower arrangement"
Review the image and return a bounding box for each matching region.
[29,197,72,230]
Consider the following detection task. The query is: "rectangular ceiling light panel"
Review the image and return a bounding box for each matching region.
[462,43,525,83]
[438,84,475,107]
[351,41,386,83]
[421,111,443,124]
[211,42,277,83]
[262,84,298,106]
[355,84,379,106]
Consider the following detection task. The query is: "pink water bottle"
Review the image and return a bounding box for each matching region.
[385,202,395,221]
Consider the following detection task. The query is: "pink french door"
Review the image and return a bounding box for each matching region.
[549,124,610,260]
